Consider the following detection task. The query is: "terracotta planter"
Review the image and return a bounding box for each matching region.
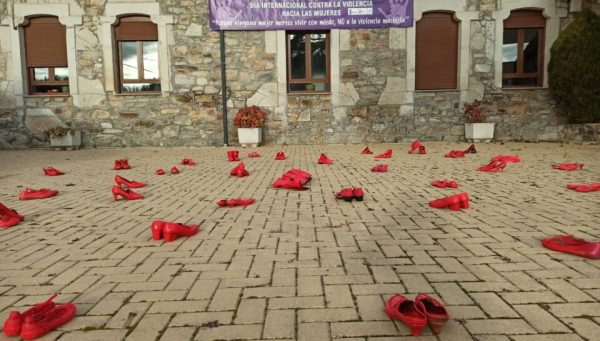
[465,123,494,141]
[238,128,262,147]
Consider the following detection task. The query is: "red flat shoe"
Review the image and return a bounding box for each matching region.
[464,144,477,154]
[112,185,143,201]
[43,167,64,176]
[19,188,59,200]
[567,182,600,192]
[151,220,165,240]
[120,159,131,169]
[361,146,373,154]
[0,203,24,222]
[353,187,364,201]
[180,158,196,166]
[445,150,465,158]
[20,303,76,340]
[171,166,180,174]
[408,140,421,154]
[115,175,146,188]
[429,192,469,211]
[384,295,427,336]
[415,294,449,334]
[374,149,392,159]
[163,222,200,242]
[418,146,426,154]
[335,188,354,202]
[553,163,584,171]
[542,235,600,260]
[155,169,165,175]
[3,294,57,337]
[318,153,333,165]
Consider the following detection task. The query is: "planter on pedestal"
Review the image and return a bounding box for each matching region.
[465,123,495,142]
[237,128,262,147]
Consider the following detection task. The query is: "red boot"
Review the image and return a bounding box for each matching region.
[43,167,64,176]
[553,163,584,171]
[318,153,333,165]
[180,158,196,166]
[112,185,143,201]
[374,149,392,159]
[429,192,469,211]
[385,295,427,336]
[335,188,354,202]
[408,140,421,154]
[20,303,76,340]
[228,151,240,162]
[163,222,200,242]
[542,235,600,260]
[19,189,59,200]
[151,221,165,240]
[115,175,146,188]
[415,294,449,334]
[2,294,57,337]
[361,146,373,154]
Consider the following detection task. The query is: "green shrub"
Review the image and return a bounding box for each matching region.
[548,10,600,123]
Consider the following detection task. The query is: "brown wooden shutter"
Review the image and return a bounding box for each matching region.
[114,16,158,41]
[415,12,459,90]
[24,17,67,67]
[504,10,545,28]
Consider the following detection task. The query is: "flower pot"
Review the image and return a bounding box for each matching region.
[465,123,494,141]
[50,130,81,150]
[237,128,262,147]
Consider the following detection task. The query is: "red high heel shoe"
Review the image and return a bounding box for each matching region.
[374,149,392,159]
[477,160,507,172]
[566,182,600,192]
[553,163,584,171]
[0,203,24,222]
[429,192,469,211]
[19,188,59,200]
[415,294,449,334]
[2,294,57,336]
[180,158,196,166]
[275,152,286,160]
[155,169,165,175]
[151,221,165,240]
[445,150,465,158]
[408,140,421,154]
[43,167,64,176]
[361,146,373,154]
[0,216,21,228]
[542,235,600,260]
[318,153,333,165]
[492,155,520,163]
[163,222,200,242]
[353,187,364,201]
[335,188,354,202]
[171,166,180,174]
[385,295,427,336]
[20,303,76,340]
[464,144,477,154]
[112,185,143,201]
[115,175,146,188]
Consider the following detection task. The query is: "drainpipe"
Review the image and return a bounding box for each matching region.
[220,30,229,147]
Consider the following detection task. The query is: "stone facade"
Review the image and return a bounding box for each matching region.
[0,0,597,148]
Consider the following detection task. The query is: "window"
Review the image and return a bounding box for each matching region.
[113,16,160,93]
[286,31,330,93]
[502,10,545,87]
[23,16,69,95]
[415,12,459,90]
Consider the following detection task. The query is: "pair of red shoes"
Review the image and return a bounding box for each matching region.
[151,220,199,242]
[385,294,448,336]
[477,155,520,172]
[553,163,584,171]
[408,140,426,154]
[273,169,312,190]
[275,152,286,160]
[542,235,600,259]
[2,294,76,340]
[42,167,64,176]
[431,180,458,189]
[335,187,364,202]
[429,192,469,211]
[112,175,145,201]
[374,149,393,159]
[230,162,249,177]
[180,158,196,166]
[318,153,333,165]
[19,188,59,200]
[113,159,130,170]
[567,182,600,192]
[248,151,260,158]
[156,167,180,175]
[227,150,240,162]
[372,164,388,172]
[217,198,256,208]
[361,146,373,154]
[0,203,24,228]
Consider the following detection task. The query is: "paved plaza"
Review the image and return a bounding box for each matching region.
[0,142,599,341]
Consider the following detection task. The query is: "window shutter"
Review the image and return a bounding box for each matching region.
[504,10,545,28]
[415,12,459,90]
[24,17,67,67]
[114,16,158,41]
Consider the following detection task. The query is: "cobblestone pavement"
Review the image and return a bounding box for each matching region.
[0,142,599,341]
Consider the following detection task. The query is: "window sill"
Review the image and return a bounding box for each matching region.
[23,94,70,98]
[113,92,163,97]
[287,92,331,96]
[415,88,459,93]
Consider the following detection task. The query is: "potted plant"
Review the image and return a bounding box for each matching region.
[233,105,265,147]
[47,125,81,150]
[463,100,494,141]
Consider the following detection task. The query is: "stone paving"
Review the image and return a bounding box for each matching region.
[0,142,599,341]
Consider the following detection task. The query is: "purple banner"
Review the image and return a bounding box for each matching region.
[209,0,413,31]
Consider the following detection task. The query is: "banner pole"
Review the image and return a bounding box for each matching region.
[220,30,229,147]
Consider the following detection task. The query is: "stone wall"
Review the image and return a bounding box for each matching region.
[0,0,592,148]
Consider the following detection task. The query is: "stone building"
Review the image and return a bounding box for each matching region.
[0,0,598,148]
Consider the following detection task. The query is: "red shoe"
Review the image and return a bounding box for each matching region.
[113,160,123,170]
[353,187,364,201]
[415,294,449,334]
[275,152,286,160]
[248,151,260,158]
[445,150,465,158]
[477,160,507,172]
[120,159,131,169]
[112,185,143,201]
[115,175,146,188]
[384,295,427,336]
[43,167,64,176]
[163,222,200,242]
[464,144,477,154]
[374,149,392,159]
[408,140,421,154]
[0,216,20,228]
[151,220,165,240]
[542,235,600,260]
[429,192,469,211]
[20,303,76,340]
[230,162,249,177]
[180,158,196,166]
[228,151,240,162]
[19,188,58,200]
[219,198,256,207]
[155,169,165,175]
[0,203,24,222]
[553,163,584,171]
[171,166,180,174]
[335,188,354,202]
[2,294,57,337]
[492,155,520,163]
[371,164,388,172]
[286,169,312,182]
[418,146,426,154]
[280,178,308,190]
[217,199,228,207]
[431,180,458,189]
[361,146,373,154]
[318,153,333,165]
[567,183,600,192]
